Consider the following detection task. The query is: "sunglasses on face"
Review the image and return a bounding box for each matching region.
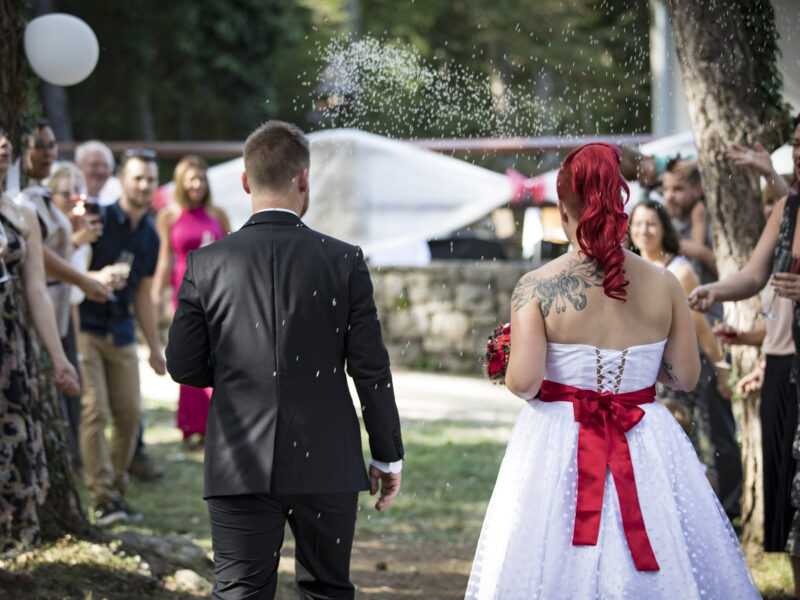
[120,148,157,162]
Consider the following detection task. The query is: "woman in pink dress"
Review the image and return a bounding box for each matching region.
[152,156,230,446]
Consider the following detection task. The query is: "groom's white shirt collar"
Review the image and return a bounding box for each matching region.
[254,207,299,217]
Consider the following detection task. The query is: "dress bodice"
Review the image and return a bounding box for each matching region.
[170,206,224,258]
[544,339,667,394]
[169,206,224,309]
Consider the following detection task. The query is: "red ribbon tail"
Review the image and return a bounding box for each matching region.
[608,425,660,571]
[572,416,606,546]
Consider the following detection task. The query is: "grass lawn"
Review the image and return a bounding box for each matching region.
[0,387,795,598]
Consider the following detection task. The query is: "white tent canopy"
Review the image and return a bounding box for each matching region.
[206,129,512,262]
[205,128,795,264]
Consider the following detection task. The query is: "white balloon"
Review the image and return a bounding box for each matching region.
[24,13,99,87]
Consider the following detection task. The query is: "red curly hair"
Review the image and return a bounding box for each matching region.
[556,142,630,301]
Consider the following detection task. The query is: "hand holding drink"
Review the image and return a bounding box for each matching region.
[106,251,135,301]
[114,250,134,280]
[712,322,742,344]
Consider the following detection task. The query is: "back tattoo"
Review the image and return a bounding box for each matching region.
[511,258,604,317]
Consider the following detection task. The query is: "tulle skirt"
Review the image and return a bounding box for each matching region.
[465,400,760,600]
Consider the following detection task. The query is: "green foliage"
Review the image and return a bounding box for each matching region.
[314,0,651,139]
[49,0,651,144]
[55,0,329,139]
[739,0,792,142]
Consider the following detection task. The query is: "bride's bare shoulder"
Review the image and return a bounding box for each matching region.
[623,250,683,293]
[515,253,600,286]
[511,253,604,314]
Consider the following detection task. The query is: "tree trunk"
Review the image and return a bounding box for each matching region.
[0,0,31,154]
[663,0,789,547]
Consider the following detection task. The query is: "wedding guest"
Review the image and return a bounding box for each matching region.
[698,127,800,580]
[152,156,230,447]
[79,149,166,526]
[661,159,743,520]
[20,125,114,482]
[45,164,106,480]
[662,159,720,282]
[0,122,80,555]
[75,140,115,206]
[690,112,800,597]
[18,122,112,304]
[630,199,743,519]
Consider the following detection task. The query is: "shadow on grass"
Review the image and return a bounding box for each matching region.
[21,562,195,600]
[7,527,212,599]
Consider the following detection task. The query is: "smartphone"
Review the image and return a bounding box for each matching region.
[84,200,100,215]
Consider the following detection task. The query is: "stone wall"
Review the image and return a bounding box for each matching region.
[370,260,533,374]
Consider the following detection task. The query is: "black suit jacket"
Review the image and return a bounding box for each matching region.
[166,210,404,498]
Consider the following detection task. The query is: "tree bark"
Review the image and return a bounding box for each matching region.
[0,0,30,154]
[664,0,788,547]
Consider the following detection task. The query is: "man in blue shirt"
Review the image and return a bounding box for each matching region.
[79,150,167,526]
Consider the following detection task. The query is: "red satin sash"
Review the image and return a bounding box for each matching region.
[539,379,660,571]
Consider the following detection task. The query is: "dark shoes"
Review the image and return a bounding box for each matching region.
[93,498,143,527]
[93,499,128,527]
[129,451,163,480]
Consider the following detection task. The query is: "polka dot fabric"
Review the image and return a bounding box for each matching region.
[466,341,759,599]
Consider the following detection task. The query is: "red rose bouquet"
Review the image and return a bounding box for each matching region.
[484,322,510,384]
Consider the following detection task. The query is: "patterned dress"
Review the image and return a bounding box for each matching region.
[0,212,48,552]
[778,195,800,556]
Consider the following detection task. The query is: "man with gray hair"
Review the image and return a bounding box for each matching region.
[75,140,115,204]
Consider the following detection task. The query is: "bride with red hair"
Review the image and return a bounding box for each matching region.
[465,143,758,599]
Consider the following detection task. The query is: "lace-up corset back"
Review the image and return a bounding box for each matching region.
[544,339,667,394]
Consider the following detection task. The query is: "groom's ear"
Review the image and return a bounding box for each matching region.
[241,171,251,195]
[297,168,309,193]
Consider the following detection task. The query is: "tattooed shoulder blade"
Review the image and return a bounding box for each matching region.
[511,257,603,317]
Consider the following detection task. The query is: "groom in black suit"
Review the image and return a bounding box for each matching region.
[166,121,404,599]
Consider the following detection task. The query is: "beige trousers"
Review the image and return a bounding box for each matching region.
[78,332,141,506]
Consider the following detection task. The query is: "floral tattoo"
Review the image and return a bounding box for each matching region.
[511,258,604,317]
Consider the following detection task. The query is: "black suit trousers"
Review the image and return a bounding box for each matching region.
[208,492,359,600]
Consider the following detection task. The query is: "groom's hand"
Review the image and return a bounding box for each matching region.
[369,465,401,511]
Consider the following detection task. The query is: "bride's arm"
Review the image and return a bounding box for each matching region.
[506,272,547,400]
[673,262,723,364]
[658,272,701,391]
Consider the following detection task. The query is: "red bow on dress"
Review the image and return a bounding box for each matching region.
[539,380,660,572]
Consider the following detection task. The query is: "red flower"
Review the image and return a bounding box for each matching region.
[484,322,511,384]
[488,351,505,376]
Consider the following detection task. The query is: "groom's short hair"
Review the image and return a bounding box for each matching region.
[244,121,310,193]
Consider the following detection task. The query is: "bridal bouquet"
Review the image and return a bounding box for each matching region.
[484,322,510,384]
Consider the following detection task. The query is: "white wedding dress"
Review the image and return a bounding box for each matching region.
[465,340,760,600]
